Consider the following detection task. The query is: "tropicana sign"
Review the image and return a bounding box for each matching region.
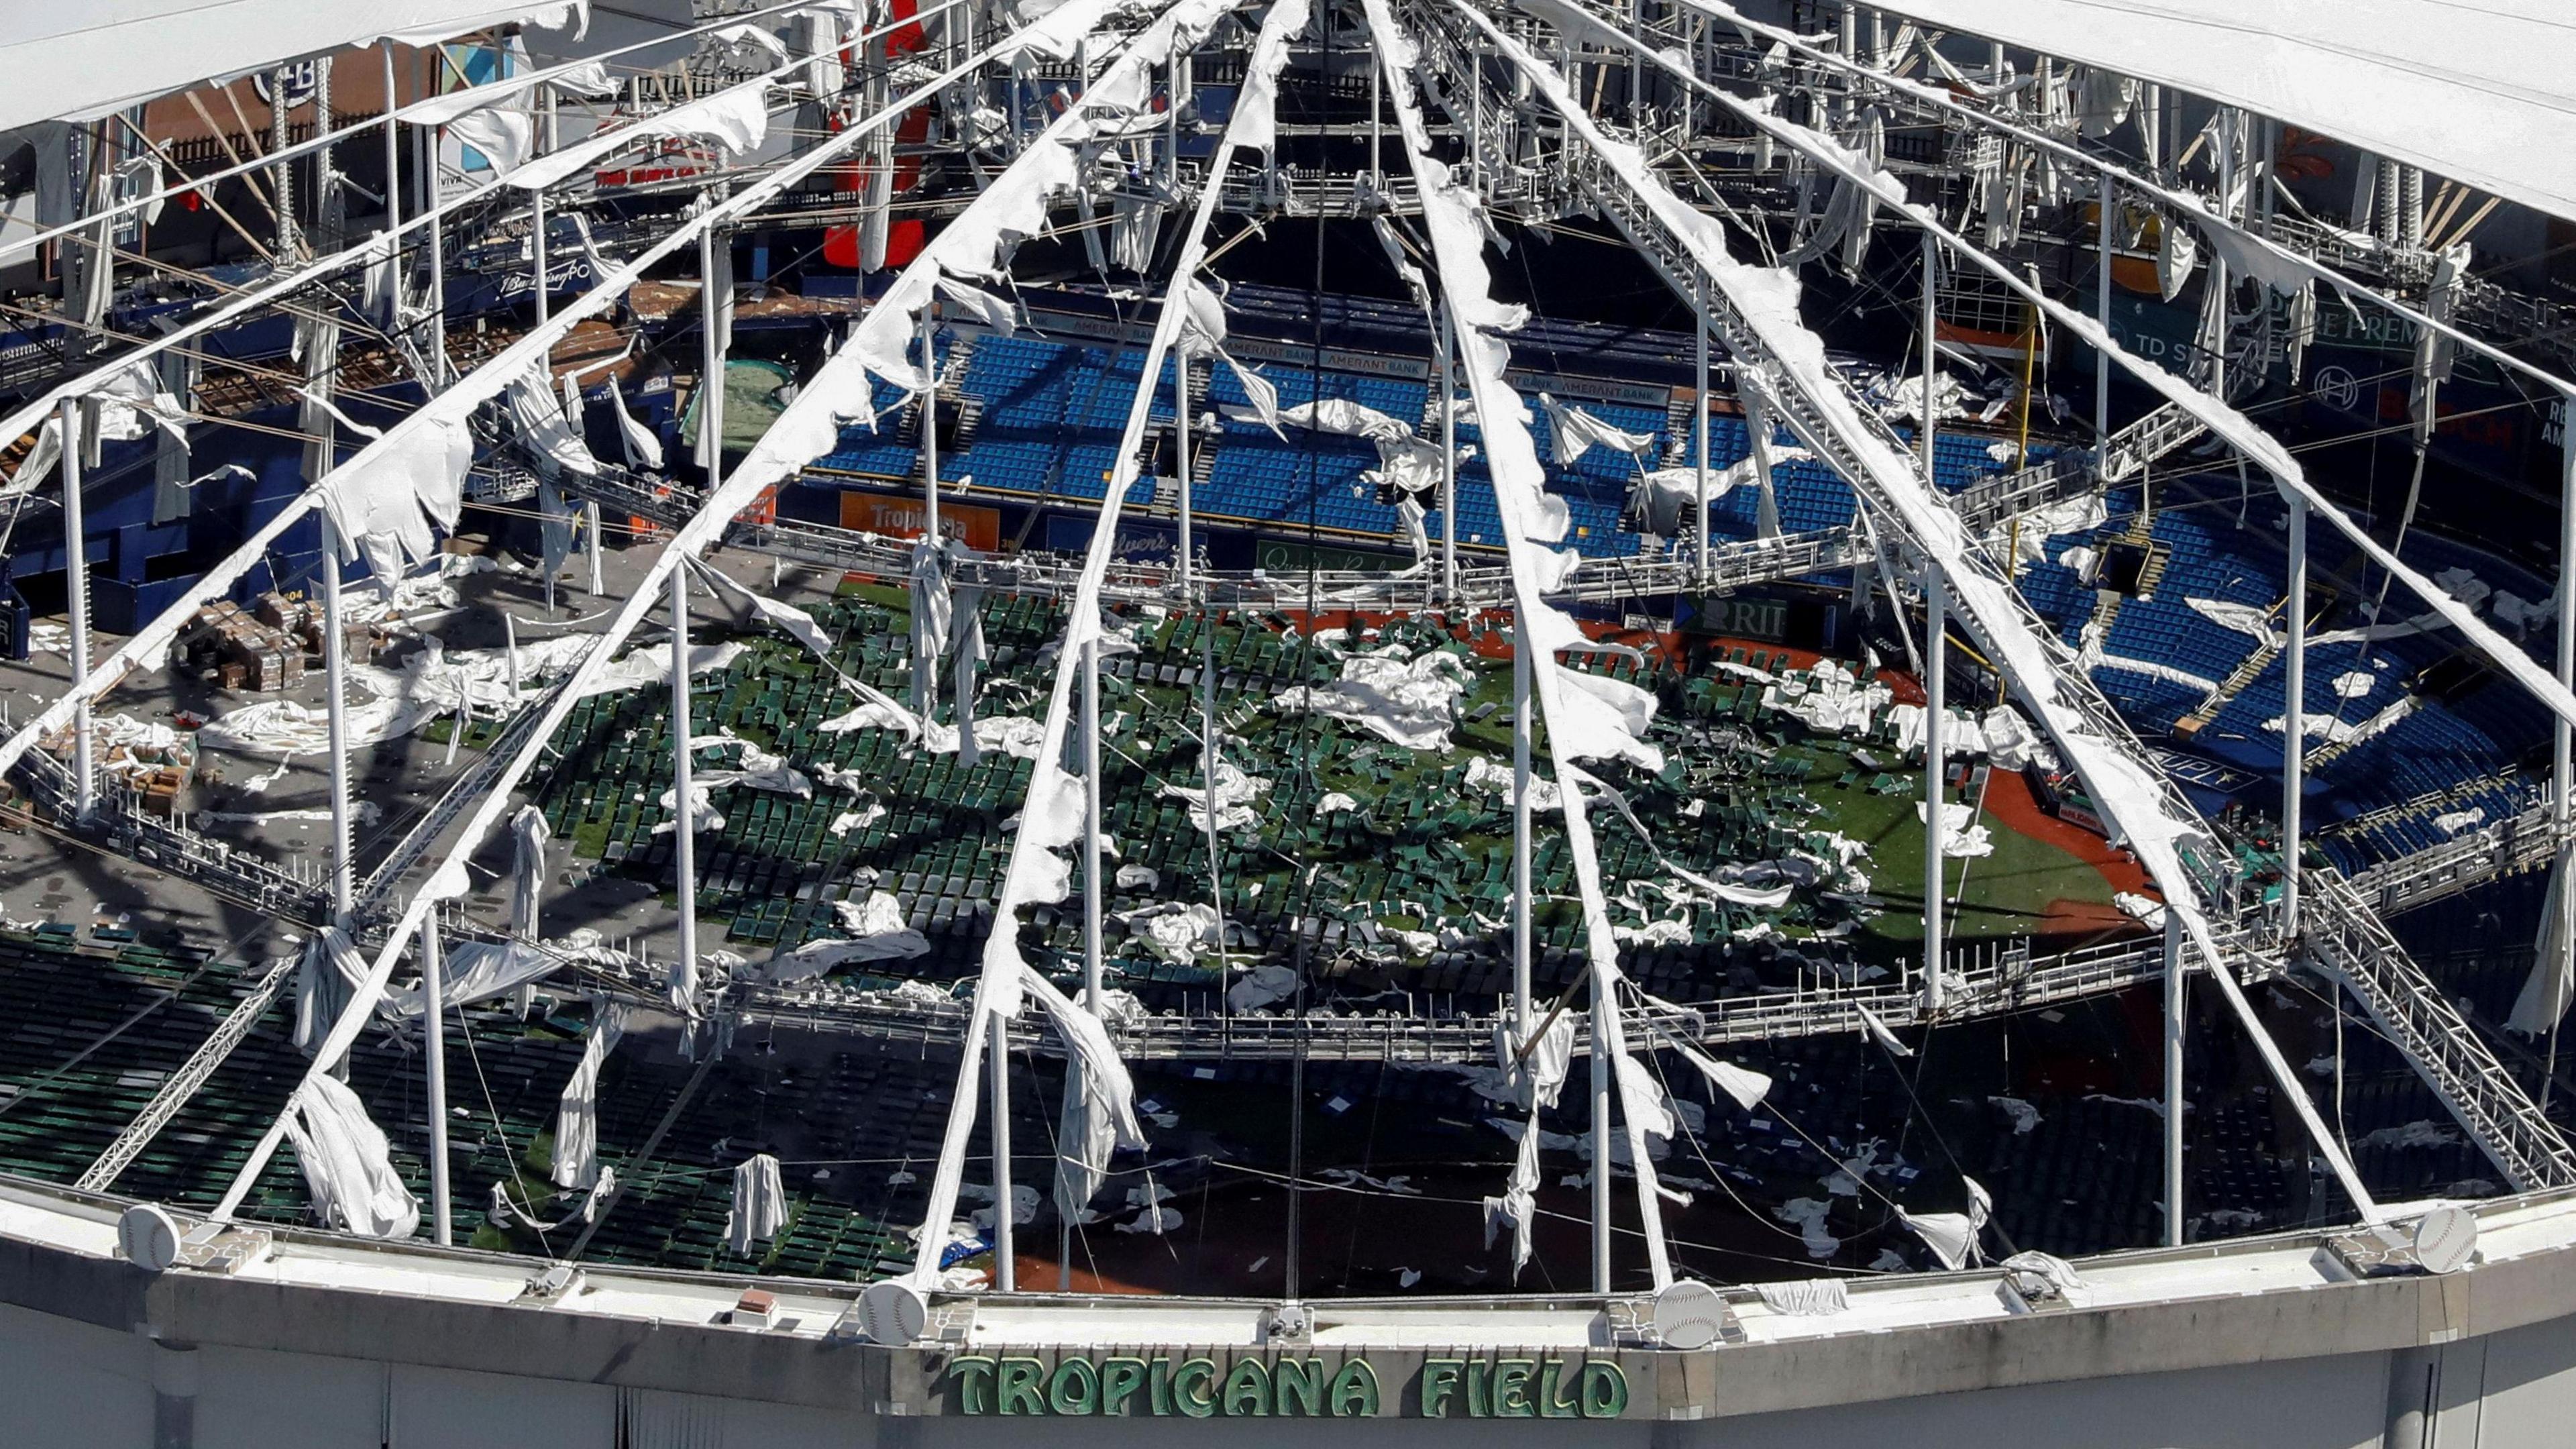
[943,1352,1633,1418]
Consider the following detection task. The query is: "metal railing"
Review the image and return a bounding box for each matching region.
[74,955,299,1193]
[11,747,333,927]
[352,693,568,926]
[2343,802,2563,917]
[2304,870,2576,1191]
[727,922,2259,1063]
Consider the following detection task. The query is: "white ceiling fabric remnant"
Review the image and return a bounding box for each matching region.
[1488,0,2402,1220]
[727,1153,788,1256]
[206,7,1104,1232]
[551,1008,626,1191]
[1898,1175,1994,1271]
[1362,0,1677,1288]
[508,805,552,941]
[507,66,790,191]
[1494,1012,1578,1110]
[284,1072,422,1240]
[1540,392,1655,467]
[1860,0,2576,226]
[0,0,586,133]
[1275,647,1472,751]
[897,0,1277,1287]
[1483,1112,1542,1278]
[1666,1039,1772,1111]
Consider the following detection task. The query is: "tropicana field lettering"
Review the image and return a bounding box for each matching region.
[943,1354,1629,1418]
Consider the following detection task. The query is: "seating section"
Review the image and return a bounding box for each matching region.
[1198,363,1426,534]
[818,332,1160,505]
[527,599,2048,1015]
[2006,479,2553,871]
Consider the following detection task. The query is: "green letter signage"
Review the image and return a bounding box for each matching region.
[1328,1359,1381,1417]
[1171,1357,1218,1417]
[1099,1356,1148,1416]
[1220,1358,1272,1415]
[939,1351,1624,1419]
[995,1358,1046,1416]
[1048,1358,1099,1415]
[1420,1358,1463,1418]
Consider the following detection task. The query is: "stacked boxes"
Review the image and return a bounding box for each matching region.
[172,600,303,692]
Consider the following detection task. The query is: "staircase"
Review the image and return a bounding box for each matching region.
[2099,398,2210,484]
[2174,597,2288,739]
[2304,871,2576,1191]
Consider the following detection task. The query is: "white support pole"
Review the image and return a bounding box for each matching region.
[987,1012,1016,1292]
[920,307,942,543]
[700,229,727,488]
[322,517,353,916]
[1917,234,1936,481]
[1370,55,1385,193]
[669,568,700,1012]
[1201,614,1230,1014]
[2551,412,2575,1102]
[532,191,550,325]
[60,398,92,821]
[505,612,522,697]
[1923,570,1946,1009]
[2162,908,2184,1246]
[1440,307,1458,601]
[1695,286,1711,582]
[1589,981,1612,1293]
[2095,172,2114,451]
[584,501,604,597]
[1835,3,1856,128]
[381,43,402,250]
[2283,494,2306,936]
[427,125,449,386]
[1511,631,1534,1032]
[422,910,453,1246]
[1081,639,1104,1010]
[1176,358,1194,594]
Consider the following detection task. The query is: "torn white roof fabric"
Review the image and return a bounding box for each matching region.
[0,0,585,132]
[509,69,784,191]
[1364,0,1676,1287]
[551,1008,625,1191]
[203,10,1085,1232]
[898,0,1290,1288]
[727,1152,788,1256]
[285,1071,422,1240]
[1864,0,2576,226]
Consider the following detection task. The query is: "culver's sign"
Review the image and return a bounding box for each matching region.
[942,1352,1631,1418]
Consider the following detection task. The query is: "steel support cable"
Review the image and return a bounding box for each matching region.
[0,0,863,269]
[1362,0,1678,1289]
[899,0,1301,1287]
[0,0,971,512]
[1438,0,2394,1216]
[1644,0,2576,407]
[200,20,1095,1224]
[0,0,974,792]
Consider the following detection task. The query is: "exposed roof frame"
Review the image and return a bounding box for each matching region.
[0,0,874,269]
[1366,0,1683,1287]
[897,0,1293,1289]
[201,0,1149,1228]
[0,0,586,133]
[1855,0,2576,228]
[1443,0,2388,1219]
[1670,0,2576,407]
[1535,0,2576,739]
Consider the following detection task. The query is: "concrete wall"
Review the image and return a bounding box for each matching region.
[7,1293,2576,1449]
